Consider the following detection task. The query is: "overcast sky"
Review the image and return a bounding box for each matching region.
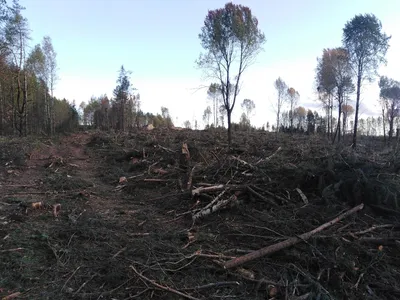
[19,0,400,128]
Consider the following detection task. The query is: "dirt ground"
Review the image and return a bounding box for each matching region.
[1,129,400,300]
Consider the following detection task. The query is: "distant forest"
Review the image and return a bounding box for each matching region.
[1,1,398,148]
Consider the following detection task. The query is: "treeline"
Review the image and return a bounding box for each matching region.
[79,66,174,131]
[0,1,78,136]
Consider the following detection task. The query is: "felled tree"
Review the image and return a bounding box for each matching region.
[197,2,265,146]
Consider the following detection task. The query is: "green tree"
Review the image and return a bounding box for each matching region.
[4,0,30,136]
[306,110,315,134]
[197,2,265,146]
[160,106,173,128]
[113,65,133,131]
[343,13,391,148]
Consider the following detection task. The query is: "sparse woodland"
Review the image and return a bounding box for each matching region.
[1,1,400,300]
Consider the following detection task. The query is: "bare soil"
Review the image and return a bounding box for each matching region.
[0,130,399,300]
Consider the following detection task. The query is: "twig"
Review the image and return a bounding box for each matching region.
[182,281,240,291]
[353,272,365,290]
[353,224,394,235]
[74,273,97,295]
[62,266,81,291]
[192,193,239,222]
[127,173,144,180]
[295,188,309,205]
[0,247,24,253]
[251,185,289,204]
[255,146,282,165]
[1,292,21,300]
[112,247,127,259]
[192,184,225,196]
[247,186,278,207]
[78,279,132,298]
[130,265,200,300]
[230,156,256,170]
[187,165,197,190]
[192,184,244,196]
[143,178,173,182]
[224,203,364,269]
[158,145,176,153]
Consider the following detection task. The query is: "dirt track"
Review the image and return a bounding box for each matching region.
[1,130,400,299]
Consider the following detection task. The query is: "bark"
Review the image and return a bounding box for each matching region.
[382,108,386,144]
[352,71,362,149]
[227,109,232,147]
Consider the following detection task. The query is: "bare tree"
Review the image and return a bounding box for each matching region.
[203,106,212,128]
[273,77,288,134]
[379,76,400,143]
[42,36,58,135]
[197,3,265,146]
[207,83,221,127]
[183,120,192,129]
[241,99,255,121]
[287,88,299,131]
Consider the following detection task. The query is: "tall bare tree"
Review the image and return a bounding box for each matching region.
[241,98,255,121]
[273,77,287,134]
[207,83,221,127]
[42,36,58,135]
[343,13,391,148]
[287,87,299,131]
[317,48,354,143]
[203,106,212,128]
[197,2,265,146]
[379,76,400,143]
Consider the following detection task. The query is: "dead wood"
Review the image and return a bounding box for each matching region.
[247,186,278,207]
[130,265,200,300]
[191,184,245,196]
[192,192,240,222]
[255,146,282,165]
[224,203,364,269]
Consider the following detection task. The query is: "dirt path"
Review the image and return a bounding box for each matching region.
[1,132,189,299]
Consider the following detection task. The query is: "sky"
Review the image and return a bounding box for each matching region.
[18,0,400,128]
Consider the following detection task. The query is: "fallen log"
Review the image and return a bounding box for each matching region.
[191,184,244,196]
[192,192,240,222]
[224,203,364,269]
